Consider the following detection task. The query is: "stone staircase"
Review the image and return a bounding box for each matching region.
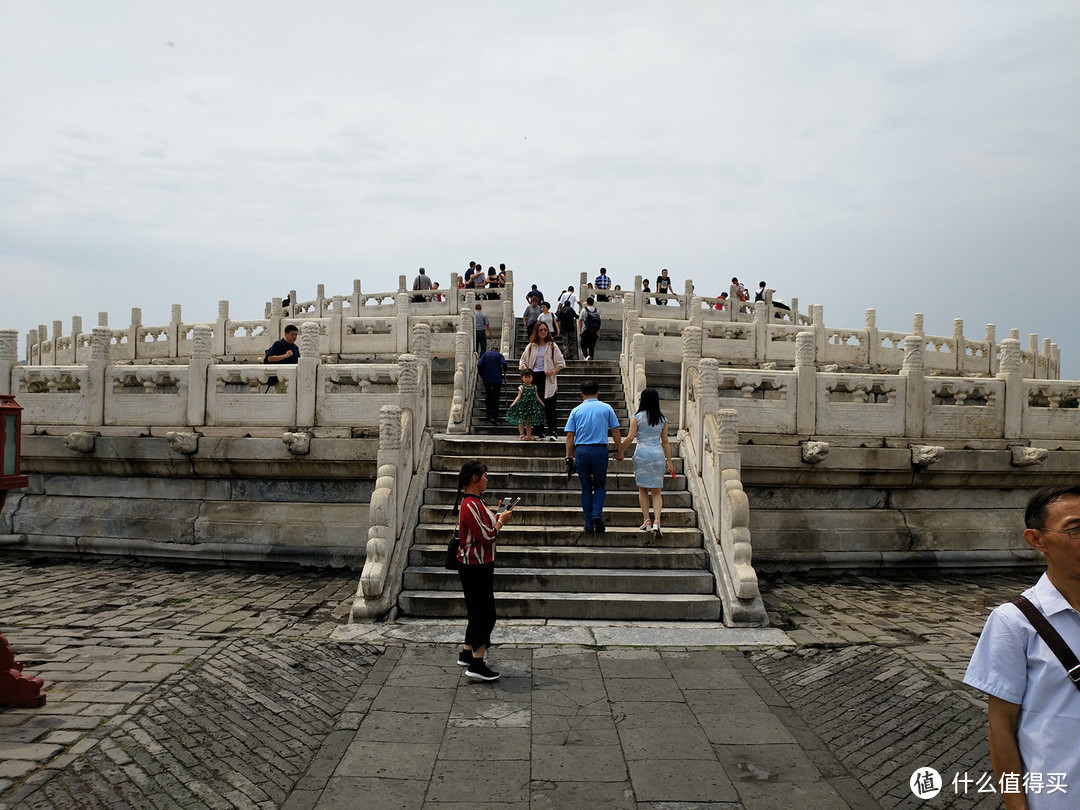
[396,341,723,621]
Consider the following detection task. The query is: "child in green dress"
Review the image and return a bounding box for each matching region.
[506,369,546,441]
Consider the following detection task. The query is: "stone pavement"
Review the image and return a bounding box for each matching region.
[0,558,1040,809]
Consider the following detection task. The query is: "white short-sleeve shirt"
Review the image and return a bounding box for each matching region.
[964,573,1080,809]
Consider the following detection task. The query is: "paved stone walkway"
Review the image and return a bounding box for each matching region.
[0,558,1040,809]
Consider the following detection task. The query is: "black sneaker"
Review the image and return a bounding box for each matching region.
[457,649,472,667]
[465,659,500,682]
[593,517,606,533]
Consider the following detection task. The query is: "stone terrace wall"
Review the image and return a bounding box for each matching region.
[623,288,1079,574]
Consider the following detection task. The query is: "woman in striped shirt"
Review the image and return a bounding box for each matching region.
[454,460,514,682]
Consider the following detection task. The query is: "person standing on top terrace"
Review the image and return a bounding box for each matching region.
[594,268,612,302]
[655,268,673,304]
[412,267,432,302]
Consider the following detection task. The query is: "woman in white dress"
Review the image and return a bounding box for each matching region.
[619,388,676,535]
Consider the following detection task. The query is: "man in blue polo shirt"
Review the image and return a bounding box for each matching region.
[564,379,623,533]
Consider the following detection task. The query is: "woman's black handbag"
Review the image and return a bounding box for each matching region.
[444,530,460,570]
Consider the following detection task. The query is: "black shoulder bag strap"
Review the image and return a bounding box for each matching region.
[1011,595,1080,692]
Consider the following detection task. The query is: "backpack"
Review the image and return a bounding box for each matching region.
[582,308,601,333]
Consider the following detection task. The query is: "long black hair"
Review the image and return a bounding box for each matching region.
[637,388,664,427]
[453,459,488,514]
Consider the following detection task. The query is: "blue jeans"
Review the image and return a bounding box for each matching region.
[575,444,609,528]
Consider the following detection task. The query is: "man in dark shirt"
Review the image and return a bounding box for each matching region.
[656,268,673,304]
[476,348,508,425]
[264,324,299,390]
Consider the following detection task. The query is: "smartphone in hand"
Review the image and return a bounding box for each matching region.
[498,497,521,513]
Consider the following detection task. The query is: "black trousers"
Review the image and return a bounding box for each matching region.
[457,562,496,650]
[581,329,598,360]
[484,382,501,421]
[534,374,558,436]
[476,330,487,355]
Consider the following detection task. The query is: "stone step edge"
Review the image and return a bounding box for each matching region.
[406,565,712,577]
[401,590,722,603]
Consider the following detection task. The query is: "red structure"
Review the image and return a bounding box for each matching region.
[0,633,46,708]
[0,396,44,708]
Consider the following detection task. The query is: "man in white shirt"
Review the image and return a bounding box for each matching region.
[964,485,1080,810]
[557,286,579,311]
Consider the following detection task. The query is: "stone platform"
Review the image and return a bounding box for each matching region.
[0,556,1027,809]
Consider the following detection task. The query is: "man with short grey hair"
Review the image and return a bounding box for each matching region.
[412,267,432,302]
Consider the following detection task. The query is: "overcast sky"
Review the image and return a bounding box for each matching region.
[2,1,1078,376]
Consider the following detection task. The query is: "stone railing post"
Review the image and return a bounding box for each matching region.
[633,275,644,315]
[287,289,298,318]
[87,326,110,426]
[1042,338,1053,381]
[680,326,702,435]
[351,278,363,312]
[0,329,18,396]
[50,321,63,365]
[187,325,212,427]
[395,293,410,353]
[1029,334,1040,378]
[397,275,407,295]
[296,322,321,428]
[360,404,403,599]
[985,324,997,375]
[128,308,141,361]
[27,328,37,366]
[630,332,646,407]
[913,313,924,336]
[215,300,229,356]
[812,305,826,363]
[397,353,421,469]
[997,338,1023,439]
[795,331,817,435]
[623,303,640,382]
[70,316,83,363]
[38,324,49,365]
[698,358,720,474]
[316,284,326,317]
[47,321,60,365]
[716,408,740,536]
[727,283,739,323]
[411,323,432,426]
[689,296,704,329]
[865,309,879,367]
[330,295,344,355]
[789,297,800,324]
[753,302,767,364]
[681,279,693,319]
[168,305,181,360]
[447,318,472,433]
[500,297,513,356]
[901,334,925,438]
[953,319,965,373]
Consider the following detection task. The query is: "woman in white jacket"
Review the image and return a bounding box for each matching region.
[518,322,566,440]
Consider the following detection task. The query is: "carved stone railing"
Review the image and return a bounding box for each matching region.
[668,334,1078,442]
[352,355,434,618]
[446,293,478,434]
[680,364,766,626]
[607,290,1061,380]
[24,273,513,367]
[2,323,432,440]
